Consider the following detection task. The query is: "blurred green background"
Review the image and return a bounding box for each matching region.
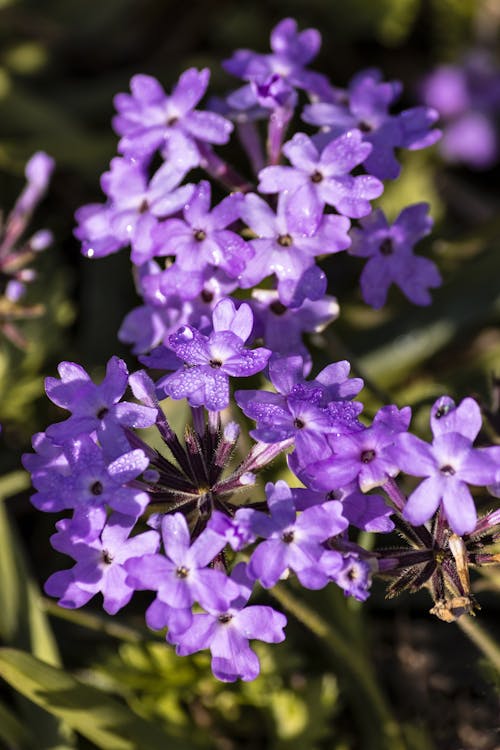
[0,1,498,748]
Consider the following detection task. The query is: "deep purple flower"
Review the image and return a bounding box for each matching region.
[349,203,441,309]
[157,298,271,411]
[303,68,441,180]
[236,355,364,466]
[45,513,159,614]
[326,552,372,601]
[167,563,287,682]
[249,289,339,373]
[393,397,500,534]
[258,131,383,219]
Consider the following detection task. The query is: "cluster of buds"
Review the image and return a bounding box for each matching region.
[0,152,54,347]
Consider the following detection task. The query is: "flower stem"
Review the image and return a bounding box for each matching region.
[270,583,408,750]
[456,615,500,673]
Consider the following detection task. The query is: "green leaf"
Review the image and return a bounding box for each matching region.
[0,473,75,749]
[0,648,192,750]
[0,697,36,749]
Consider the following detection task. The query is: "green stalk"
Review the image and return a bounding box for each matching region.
[271,583,407,750]
[457,615,500,674]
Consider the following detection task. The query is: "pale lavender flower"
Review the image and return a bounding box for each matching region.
[158,298,271,411]
[258,131,383,219]
[394,397,500,534]
[45,513,159,614]
[113,69,233,158]
[167,563,287,682]
[238,191,350,305]
[152,181,252,277]
[243,480,347,589]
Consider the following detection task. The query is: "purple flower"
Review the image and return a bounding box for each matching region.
[421,55,500,169]
[327,552,372,601]
[303,68,440,180]
[44,357,157,454]
[152,181,252,277]
[45,513,159,614]
[29,434,150,524]
[238,191,350,305]
[125,513,239,614]
[393,397,500,534]
[291,484,394,533]
[75,154,194,263]
[298,405,411,493]
[236,356,364,466]
[113,69,233,158]
[349,203,441,308]
[258,131,383,219]
[223,17,332,114]
[157,298,271,411]
[242,480,347,589]
[249,289,339,373]
[167,563,287,682]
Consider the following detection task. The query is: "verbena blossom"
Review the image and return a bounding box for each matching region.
[167,563,287,683]
[44,356,157,453]
[348,203,442,308]
[113,68,233,158]
[236,355,364,465]
[156,297,272,411]
[303,68,441,180]
[258,130,384,219]
[45,513,159,614]
[223,17,332,113]
[392,397,499,535]
[239,480,348,589]
[249,289,339,373]
[152,180,252,277]
[238,191,350,305]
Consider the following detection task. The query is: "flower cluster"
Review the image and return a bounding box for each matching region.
[25,18,500,682]
[0,152,54,347]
